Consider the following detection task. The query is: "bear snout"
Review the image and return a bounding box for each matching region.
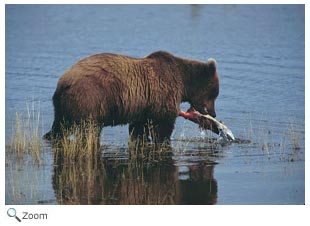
[203,106,216,118]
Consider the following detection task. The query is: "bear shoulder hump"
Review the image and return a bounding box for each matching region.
[146,51,174,59]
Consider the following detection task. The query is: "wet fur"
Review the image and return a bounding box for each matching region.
[45,51,219,143]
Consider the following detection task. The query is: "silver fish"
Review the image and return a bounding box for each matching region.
[181,107,235,142]
[200,114,235,142]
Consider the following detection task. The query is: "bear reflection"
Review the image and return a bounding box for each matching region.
[53,150,217,205]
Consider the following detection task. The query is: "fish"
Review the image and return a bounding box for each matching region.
[198,113,235,142]
[181,107,235,142]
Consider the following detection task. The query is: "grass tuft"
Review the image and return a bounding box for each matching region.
[288,121,301,150]
[54,121,101,164]
[127,121,172,161]
[8,101,44,163]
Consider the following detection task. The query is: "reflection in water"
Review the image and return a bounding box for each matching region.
[52,146,217,205]
[178,163,217,204]
[190,4,203,19]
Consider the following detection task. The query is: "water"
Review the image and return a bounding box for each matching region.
[5,5,305,204]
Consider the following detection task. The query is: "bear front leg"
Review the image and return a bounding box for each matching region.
[129,120,174,144]
[153,122,175,144]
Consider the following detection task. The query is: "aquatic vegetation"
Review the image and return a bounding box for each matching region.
[52,150,217,205]
[5,101,304,205]
[54,121,100,163]
[6,155,51,205]
[6,113,304,205]
[288,121,301,150]
[236,116,304,162]
[127,120,173,160]
[8,102,45,164]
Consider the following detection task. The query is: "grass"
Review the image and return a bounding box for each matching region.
[284,121,302,162]
[6,155,51,205]
[52,120,176,204]
[6,104,304,204]
[8,103,172,166]
[7,100,303,164]
[237,115,303,162]
[54,121,100,163]
[8,101,44,164]
[53,149,183,204]
[6,101,50,204]
[127,121,173,161]
[53,120,172,164]
[288,121,301,150]
[53,149,105,204]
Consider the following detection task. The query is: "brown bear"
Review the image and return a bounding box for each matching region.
[44,51,219,143]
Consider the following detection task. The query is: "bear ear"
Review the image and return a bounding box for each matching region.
[207,58,217,67]
[207,58,217,75]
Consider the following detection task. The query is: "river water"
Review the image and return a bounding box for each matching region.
[5,4,305,204]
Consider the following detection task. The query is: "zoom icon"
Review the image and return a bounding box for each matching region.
[7,208,21,222]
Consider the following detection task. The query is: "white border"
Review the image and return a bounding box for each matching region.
[1,1,309,226]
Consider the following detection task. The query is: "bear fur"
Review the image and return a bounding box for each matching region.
[45,51,219,143]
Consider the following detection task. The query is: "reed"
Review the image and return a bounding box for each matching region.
[283,121,302,162]
[288,121,301,150]
[127,121,172,161]
[237,115,303,162]
[8,101,44,163]
[54,121,101,164]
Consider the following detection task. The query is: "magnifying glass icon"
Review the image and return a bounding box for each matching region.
[7,208,21,222]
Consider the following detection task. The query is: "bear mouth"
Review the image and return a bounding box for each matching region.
[186,106,219,134]
[201,105,216,118]
[185,107,235,141]
[202,106,209,115]
[190,105,209,116]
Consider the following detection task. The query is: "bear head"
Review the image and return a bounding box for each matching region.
[187,58,219,118]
